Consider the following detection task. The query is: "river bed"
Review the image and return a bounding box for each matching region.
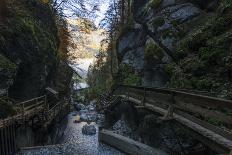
[20,110,125,155]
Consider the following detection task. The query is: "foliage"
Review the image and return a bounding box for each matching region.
[118,63,141,86]
[145,40,164,65]
[57,20,70,60]
[0,54,16,71]
[166,3,232,98]
[149,0,162,8]
[0,100,16,119]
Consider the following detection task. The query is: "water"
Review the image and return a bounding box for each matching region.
[20,111,125,155]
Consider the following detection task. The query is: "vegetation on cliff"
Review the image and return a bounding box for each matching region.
[0,0,73,118]
[167,1,232,99]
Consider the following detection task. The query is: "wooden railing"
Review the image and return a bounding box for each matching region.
[0,95,69,155]
[112,85,232,154]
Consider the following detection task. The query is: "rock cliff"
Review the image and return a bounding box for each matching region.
[117,0,232,98]
[0,0,73,101]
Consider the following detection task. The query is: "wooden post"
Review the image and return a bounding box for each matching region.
[163,92,175,120]
[22,103,25,121]
[0,126,4,155]
[6,124,11,155]
[142,88,146,106]
[45,95,49,111]
[12,120,16,153]
[3,120,9,155]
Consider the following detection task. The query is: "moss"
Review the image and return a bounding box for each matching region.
[118,63,142,86]
[151,17,165,28]
[164,63,176,76]
[162,31,174,39]
[149,0,162,8]
[206,117,223,126]
[0,54,17,71]
[0,100,16,119]
[123,73,141,86]
[145,40,164,61]
[120,25,132,36]
[180,56,206,76]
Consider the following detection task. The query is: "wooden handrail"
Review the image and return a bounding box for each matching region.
[0,95,47,128]
[113,85,232,153]
[16,95,46,106]
[113,85,232,133]
[117,85,232,109]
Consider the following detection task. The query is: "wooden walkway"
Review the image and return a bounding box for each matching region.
[99,129,168,155]
[0,95,69,155]
[112,85,232,154]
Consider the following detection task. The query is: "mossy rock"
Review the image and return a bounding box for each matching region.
[151,17,165,28]
[118,63,142,86]
[149,0,163,8]
[0,54,17,71]
[145,39,164,62]
[164,62,176,76]
[0,101,16,119]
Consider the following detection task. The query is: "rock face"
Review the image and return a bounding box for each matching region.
[138,114,208,154]
[82,124,97,135]
[117,0,231,92]
[0,0,72,100]
[0,54,17,96]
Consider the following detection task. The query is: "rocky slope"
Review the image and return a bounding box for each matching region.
[117,0,232,98]
[0,0,73,117]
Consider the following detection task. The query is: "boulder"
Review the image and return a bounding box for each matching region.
[74,103,85,111]
[80,113,97,122]
[82,124,97,135]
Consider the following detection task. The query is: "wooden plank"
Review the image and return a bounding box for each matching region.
[174,94,232,110]
[0,128,4,155]
[118,85,232,109]
[146,91,171,105]
[174,101,232,125]
[99,129,168,155]
[119,94,232,154]
[24,101,44,111]
[173,112,232,153]
[175,110,232,141]
[145,103,232,153]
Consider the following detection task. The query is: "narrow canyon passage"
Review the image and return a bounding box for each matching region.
[1,0,232,155]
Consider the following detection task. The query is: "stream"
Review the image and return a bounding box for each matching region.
[20,103,125,155]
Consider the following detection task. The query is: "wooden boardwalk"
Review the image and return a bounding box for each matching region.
[0,95,69,155]
[112,85,232,154]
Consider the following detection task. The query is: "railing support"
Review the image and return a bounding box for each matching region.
[163,92,175,120]
[142,87,146,106]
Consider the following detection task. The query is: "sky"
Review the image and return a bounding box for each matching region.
[61,0,110,27]
[94,1,110,26]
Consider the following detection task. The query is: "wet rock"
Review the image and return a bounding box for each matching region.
[73,120,81,123]
[82,124,97,135]
[74,103,85,111]
[86,102,96,111]
[112,119,132,136]
[80,113,97,122]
